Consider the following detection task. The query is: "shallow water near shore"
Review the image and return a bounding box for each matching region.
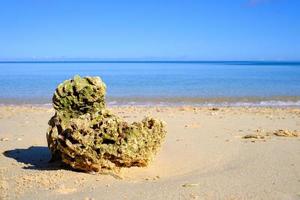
[1,61,300,106]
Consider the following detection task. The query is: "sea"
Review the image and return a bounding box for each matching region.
[0,61,300,107]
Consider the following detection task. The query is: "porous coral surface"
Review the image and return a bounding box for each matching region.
[47,75,166,172]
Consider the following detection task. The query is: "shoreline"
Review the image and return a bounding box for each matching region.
[1,96,300,108]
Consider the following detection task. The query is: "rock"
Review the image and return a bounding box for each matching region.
[182,183,199,187]
[52,75,106,117]
[241,129,299,141]
[242,134,265,139]
[273,129,299,137]
[0,138,9,141]
[47,75,166,172]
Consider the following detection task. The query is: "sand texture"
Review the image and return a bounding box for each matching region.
[0,105,300,200]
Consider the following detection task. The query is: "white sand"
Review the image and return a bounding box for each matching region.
[0,106,299,200]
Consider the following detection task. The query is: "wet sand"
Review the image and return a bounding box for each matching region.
[0,105,299,200]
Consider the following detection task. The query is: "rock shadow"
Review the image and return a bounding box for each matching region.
[3,146,64,171]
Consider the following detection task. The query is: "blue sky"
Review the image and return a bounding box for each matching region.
[0,0,299,60]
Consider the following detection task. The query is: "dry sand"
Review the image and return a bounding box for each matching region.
[0,105,299,200]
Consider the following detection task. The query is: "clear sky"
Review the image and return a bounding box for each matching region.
[0,0,299,61]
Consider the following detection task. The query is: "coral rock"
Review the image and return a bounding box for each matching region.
[47,75,166,172]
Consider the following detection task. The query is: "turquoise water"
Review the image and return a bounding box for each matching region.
[0,61,300,106]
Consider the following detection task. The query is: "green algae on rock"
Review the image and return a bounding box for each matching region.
[47,75,166,172]
[52,75,106,117]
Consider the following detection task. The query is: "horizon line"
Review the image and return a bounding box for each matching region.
[0,60,300,65]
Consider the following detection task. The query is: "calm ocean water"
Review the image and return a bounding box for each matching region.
[0,61,300,106]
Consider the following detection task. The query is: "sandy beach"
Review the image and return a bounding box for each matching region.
[0,105,299,200]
